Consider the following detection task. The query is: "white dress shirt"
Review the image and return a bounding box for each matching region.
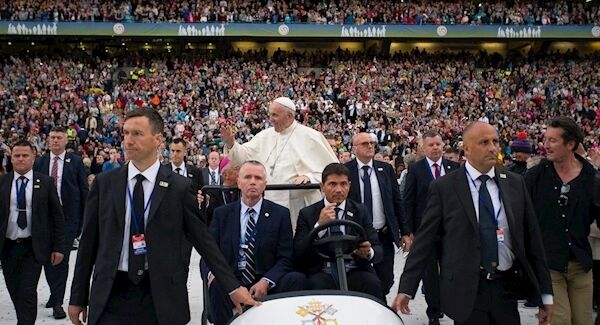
[464,161,515,271]
[49,151,65,202]
[426,156,445,179]
[356,159,386,229]
[208,167,220,185]
[6,170,34,240]
[171,162,187,176]
[118,160,160,272]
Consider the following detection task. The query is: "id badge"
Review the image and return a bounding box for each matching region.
[132,234,147,256]
[238,255,247,270]
[496,228,505,243]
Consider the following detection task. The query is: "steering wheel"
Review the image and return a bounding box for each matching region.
[307,219,367,262]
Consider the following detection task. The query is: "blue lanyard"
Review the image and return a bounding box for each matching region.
[127,185,154,234]
[465,169,503,228]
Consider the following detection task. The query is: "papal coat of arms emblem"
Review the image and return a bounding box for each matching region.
[296,299,338,324]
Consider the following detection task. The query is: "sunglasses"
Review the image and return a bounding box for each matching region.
[558,184,570,207]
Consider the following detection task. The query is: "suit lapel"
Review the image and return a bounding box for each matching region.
[0,172,14,232]
[422,159,434,182]
[495,172,517,239]
[114,166,128,234]
[42,154,50,174]
[455,167,479,236]
[254,200,270,250]
[146,165,171,225]
[442,159,455,174]
[231,201,242,259]
[373,161,387,200]
[348,160,361,200]
[31,172,42,227]
[344,200,358,235]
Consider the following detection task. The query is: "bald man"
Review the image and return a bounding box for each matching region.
[393,122,553,325]
[345,132,410,297]
[221,97,338,228]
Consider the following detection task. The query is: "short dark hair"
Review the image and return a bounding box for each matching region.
[12,139,35,152]
[548,117,584,151]
[444,146,459,154]
[322,163,350,183]
[172,138,187,147]
[422,130,441,140]
[50,126,67,133]
[124,109,164,134]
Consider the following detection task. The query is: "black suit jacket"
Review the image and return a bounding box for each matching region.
[293,198,382,275]
[0,171,65,264]
[403,158,459,234]
[398,166,552,322]
[34,152,89,229]
[201,199,294,284]
[346,159,407,245]
[202,167,223,186]
[69,164,239,325]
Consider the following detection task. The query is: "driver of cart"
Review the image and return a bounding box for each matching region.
[293,163,384,300]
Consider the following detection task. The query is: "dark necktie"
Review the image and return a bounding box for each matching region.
[129,174,146,284]
[331,207,343,235]
[210,171,217,185]
[361,166,373,214]
[478,175,498,273]
[51,156,59,186]
[17,176,28,230]
[174,167,181,175]
[433,163,441,179]
[241,208,257,285]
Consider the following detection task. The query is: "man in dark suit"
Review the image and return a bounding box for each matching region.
[34,126,89,319]
[168,137,205,271]
[1,140,65,325]
[202,160,306,325]
[345,132,411,297]
[68,109,258,325]
[393,122,553,325]
[294,163,383,300]
[403,130,460,324]
[169,138,204,194]
[202,151,223,186]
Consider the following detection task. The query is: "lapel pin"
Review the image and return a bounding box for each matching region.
[65,158,71,163]
[447,165,452,169]
[377,167,383,172]
[34,185,40,189]
[159,181,169,187]
[188,174,193,177]
[500,174,507,179]
[347,211,354,217]
[265,212,270,218]
[36,179,40,183]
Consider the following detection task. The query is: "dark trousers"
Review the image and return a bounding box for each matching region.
[1,238,42,325]
[373,230,395,297]
[307,269,383,300]
[44,220,77,307]
[97,271,159,325]
[209,271,307,325]
[455,273,520,325]
[423,243,442,319]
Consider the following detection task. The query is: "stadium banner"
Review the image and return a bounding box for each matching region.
[2,21,600,39]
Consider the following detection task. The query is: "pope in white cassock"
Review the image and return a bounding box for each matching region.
[221,97,339,228]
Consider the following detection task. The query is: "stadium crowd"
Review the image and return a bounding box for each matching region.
[1,48,599,175]
[0,0,599,25]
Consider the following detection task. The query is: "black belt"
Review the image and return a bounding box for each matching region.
[5,237,32,244]
[480,269,509,281]
[376,226,389,234]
